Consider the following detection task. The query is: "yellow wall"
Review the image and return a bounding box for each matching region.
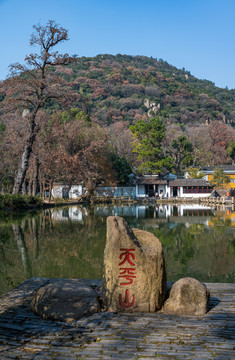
[207,173,235,188]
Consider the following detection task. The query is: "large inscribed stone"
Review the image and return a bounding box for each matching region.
[102,216,166,312]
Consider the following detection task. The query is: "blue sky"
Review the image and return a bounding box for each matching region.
[0,0,235,89]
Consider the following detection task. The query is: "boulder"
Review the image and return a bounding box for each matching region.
[163,277,210,316]
[102,216,166,312]
[30,279,100,322]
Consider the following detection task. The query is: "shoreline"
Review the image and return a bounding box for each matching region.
[1,194,235,214]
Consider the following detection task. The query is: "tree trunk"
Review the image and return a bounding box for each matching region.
[13,141,33,194]
[22,180,27,195]
[42,181,45,199]
[12,224,31,277]
[32,157,40,196]
[48,180,53,202]
[84,179,96,202]
[12,108,39,194]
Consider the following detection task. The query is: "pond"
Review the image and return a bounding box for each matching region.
[0,204,235,296]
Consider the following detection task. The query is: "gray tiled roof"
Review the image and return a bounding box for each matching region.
[202,165,235,172]
[169,179,212,187]
[137,177,167,185]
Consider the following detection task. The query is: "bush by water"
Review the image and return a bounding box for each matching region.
[0,193,43,211]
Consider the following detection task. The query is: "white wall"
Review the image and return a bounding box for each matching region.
[52,186,63,198]
[167,186,179,198]
[136,184,168,197]
[158,184,166,195]
[181,191,211,198]
[166,185,211,198]
[52,185,83,199]
[69,185,83,199]
[136,185,146,197]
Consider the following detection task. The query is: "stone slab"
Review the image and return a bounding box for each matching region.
[0,278,234,360]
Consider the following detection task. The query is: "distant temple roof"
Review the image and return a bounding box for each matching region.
[169,179,212,187]
[136,176,167,185]
[202,165,235,173]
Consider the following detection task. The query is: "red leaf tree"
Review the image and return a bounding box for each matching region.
[1,20,76,194]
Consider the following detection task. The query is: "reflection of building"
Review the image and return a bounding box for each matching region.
[93,204,214,224]
[157,203,214,217]
[51,206,86,222]
[208,209,235,227]
[174,204,213,216]
[94,205,144,218]
[226,210,235,226]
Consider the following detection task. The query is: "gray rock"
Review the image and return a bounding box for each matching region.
[30,279,100,322]
[163,277,210,316]
[102,216,166,312]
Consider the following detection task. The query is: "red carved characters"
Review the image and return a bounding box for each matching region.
[119,248,135,266]
[118,248,136,308]
[119,289,135,308]
[118,268,136,285]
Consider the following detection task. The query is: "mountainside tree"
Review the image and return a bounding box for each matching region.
[208,121,233,166]
[130,117,172,174]
[109,153,132,185]
[39,109,116,200]
[210,168,230,188]
[186,166,204,179]
[0,20,76,194]
[186,125,212,166]
[227,141,235,164]
[168,135,193,177]
[108,121,136,166]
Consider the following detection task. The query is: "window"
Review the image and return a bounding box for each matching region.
[183,187,212,194]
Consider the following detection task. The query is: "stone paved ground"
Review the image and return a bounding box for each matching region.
[0,278,234,359]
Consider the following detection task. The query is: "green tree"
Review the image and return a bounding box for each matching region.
[210,168,230,188]
[110,154,132,185]
[0,122,6,140]
[227,141,235,164]
[169,135,193,177]
[129,117,172,174]
[186,166,204,179]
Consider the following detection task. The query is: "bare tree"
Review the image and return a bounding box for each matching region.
[1,20,76,194]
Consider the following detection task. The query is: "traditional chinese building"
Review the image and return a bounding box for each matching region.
[168,179,213,198]
[51,183,83,199]
[202,165,235,189]
[136,173,177,198]
[136,176,167,197]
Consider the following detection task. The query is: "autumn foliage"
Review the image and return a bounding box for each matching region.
[1,23,235,197]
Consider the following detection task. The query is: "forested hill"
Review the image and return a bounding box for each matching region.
[54,54,235,126]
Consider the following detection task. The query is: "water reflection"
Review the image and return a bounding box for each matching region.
[50,206,87,222]
[0,204,234,295]
[93,204,215,221]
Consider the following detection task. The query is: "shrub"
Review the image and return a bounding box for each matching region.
[0,193,43,210]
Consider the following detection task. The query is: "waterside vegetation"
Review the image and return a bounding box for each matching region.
[0,193,43,211]
[1,20,235,200]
